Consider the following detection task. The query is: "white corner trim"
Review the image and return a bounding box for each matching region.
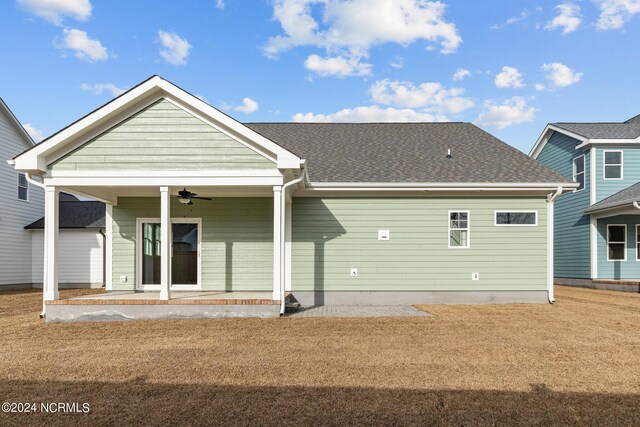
[105,204,113,290]
[589,147,596,205]
[590,216,598,279]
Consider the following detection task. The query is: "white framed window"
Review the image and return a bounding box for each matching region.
[17,173,28,201]
[572,155,585,191]
[603,150,623,180]
[494,211,538,226]
[607,224,626,261]
[636,225,640,261]
[448,211,470,248]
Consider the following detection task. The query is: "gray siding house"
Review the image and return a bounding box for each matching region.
[531,115,640,290]
[12,76,576,321]
[0,99,44,289]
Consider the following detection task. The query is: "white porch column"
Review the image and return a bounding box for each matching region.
[44,186,59,301]
[105,203,113,290]
[160,186,171,301]
[273,186,283,300]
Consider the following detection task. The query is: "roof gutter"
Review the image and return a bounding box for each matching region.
[305,182,578,192]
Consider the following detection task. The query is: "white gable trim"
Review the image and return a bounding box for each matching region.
[13,76,301,172]
[0,98,35,148]
[529,124,588,159]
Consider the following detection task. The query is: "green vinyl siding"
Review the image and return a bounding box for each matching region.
[536,131,591,278]
[595,147,640,201]
[291,197,547,291]
[111,197,273,291]
[597,216,640,279]
[50,99,275,171]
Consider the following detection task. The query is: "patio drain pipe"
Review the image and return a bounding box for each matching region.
[279,162,309,315]
[547,186,562,304]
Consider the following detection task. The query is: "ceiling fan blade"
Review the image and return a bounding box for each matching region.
[191,196,212,200]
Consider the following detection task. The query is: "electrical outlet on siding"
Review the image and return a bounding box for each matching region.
[350,268,358,277]
[471,272,480,281]
[120,275,127,283]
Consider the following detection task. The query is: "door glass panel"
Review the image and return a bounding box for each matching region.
[141,223,162,285]
[172,223,198,285]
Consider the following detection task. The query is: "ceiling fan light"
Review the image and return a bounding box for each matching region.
[178,197,191,205]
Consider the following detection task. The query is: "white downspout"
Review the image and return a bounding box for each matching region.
[279,163,309,314]
[25,172,46,190]
[633,202,640,211]
[547,186,562,303]
[22,173,48,317]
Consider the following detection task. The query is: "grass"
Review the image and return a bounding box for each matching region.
[0,285,639,426]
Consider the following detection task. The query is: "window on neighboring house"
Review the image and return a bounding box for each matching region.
[449,211,469,248]
[607,224,626,261]
[495,211,538,226]
[572,155,585,191]
[17,173,28,201]
[603,150,623,180]
[636,225,640,261]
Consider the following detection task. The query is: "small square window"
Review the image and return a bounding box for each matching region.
[603,150,623,180]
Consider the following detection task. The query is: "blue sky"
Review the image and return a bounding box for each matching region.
[1,0,639,152]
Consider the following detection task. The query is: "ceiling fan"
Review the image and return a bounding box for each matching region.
[177,188,211,205]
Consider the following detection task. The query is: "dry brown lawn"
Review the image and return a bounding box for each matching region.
[0,286,639,426]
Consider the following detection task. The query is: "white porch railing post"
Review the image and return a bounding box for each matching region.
[160,186,171,301]
[44,186,59,302]
[273,186,283,300]
[105,203,113,290]
[284,200,292,292]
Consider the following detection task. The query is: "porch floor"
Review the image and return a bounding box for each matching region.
[47,291,281,306]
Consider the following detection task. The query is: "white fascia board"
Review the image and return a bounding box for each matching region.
[13,76,301,172]
[576,138,640,149]
[529,125,588,158]
[308,182,578,191]
[43,176,284,187]
[47,169,284,178]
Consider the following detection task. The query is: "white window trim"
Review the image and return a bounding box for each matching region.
[136,217,202,291]
[572,154,585,192]
[603,150,623,181]
[636,224,640,262]
[17,172,28,202]
[494,210,538,227]
[448,210,470,249]
[606,224,626,262]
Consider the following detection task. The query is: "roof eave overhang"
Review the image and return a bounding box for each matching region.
[306,182,577,192]
[12,76,301,173]
[529,124,589,159]
[575,137,640,150]
[585,202,640,217]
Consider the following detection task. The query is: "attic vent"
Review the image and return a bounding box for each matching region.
[446,149,452,159]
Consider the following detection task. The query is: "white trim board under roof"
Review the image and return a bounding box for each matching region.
[12,75,302,173]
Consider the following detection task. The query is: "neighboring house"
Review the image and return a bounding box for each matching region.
[11,76,575,321]
[531,114,640,291]
[0,98,44,290]
[26,198,106,289]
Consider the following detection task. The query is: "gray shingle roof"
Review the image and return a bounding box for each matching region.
[585,182,640,213]
[25,201,105,229]
[553,116,640,139]
[245,123,570,183]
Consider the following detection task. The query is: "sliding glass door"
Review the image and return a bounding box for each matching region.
[138,219,201,290]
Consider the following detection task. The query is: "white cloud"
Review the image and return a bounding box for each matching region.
[158,30,192,65]
[225,98,259,114]
[215,0,225,10]
[264,0,461,75]
[490,10,529,29]
[475,97,537,129]
[452,68,471,81]
[369,79,473,114]
[542,62,583,87]
[17,0,92,25]
[80,83,126,96]
[596,0,640,29]
[546,3,581,34]
[23,123,45,142]
[390,56,404,69]
[293,106,444,123]
[304,54,372,77]
[535,83,546,91]
[494,66,525,89]
[56,28,108,61]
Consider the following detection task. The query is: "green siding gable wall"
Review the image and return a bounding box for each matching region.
[111,197,274,291]
[536,131,591,279]
[50,99,275,171]
[291,197,548,292]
